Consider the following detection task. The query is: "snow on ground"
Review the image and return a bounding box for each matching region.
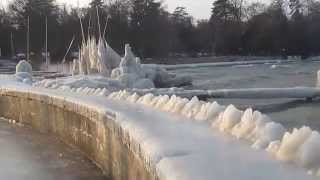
[0,83,315,180]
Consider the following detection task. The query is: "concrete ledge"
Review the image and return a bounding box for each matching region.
[0,88,159,180]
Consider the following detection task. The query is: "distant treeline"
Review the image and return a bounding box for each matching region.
[0,0,320,61]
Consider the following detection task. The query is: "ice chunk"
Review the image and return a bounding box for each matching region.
[299,131,320,171]
[171,97,189,114]
[194,102,211,121]
[276,126,312,162]
[181,97,202,119]
[206,102,225,122]
[252,122,286,150]
[217,105,243,132]
[232,108,255,139]
[16,60,32,74]
[138,93,155,106]
[154,95,170,109]
[15,60,33,84]
[248,113,271,142]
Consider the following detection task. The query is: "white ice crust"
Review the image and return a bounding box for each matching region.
[107,90,320,178]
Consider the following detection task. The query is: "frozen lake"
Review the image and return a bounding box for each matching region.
[168,60,320,131]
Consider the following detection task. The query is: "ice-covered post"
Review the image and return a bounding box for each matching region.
[72,59,79,76]
[15,60,33,84]
[317,70,320,87]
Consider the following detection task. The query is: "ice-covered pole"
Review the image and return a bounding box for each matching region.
[317,70,320,87]
[45,16,49,69]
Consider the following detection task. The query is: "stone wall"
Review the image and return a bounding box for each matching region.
[0,89,159,180]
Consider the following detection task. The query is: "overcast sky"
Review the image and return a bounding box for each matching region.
[1,0,266,20]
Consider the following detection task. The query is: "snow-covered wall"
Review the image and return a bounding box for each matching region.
[0,87,157,180]
[108,90,320,178]
[0,84,316,180]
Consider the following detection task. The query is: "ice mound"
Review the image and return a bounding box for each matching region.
[142,64,192,88]
[75,37,121,76]
[212,105,243,132]
[72,39,191,89]
[299,132,320,171]
[276,126,312,162]
[111,44,192,89]
[15,60,33,84]
[252,122,286,149]
[16,60,32,74]
[111,44,155,89]
[181,96,203,119]
[232,108,256,139]
[34,75,123,93]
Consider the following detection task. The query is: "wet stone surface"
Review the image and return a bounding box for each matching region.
[0,118,108,180]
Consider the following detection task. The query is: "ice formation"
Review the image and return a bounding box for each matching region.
[104,90,320,177]
[15,60,33,84]
[70,38,191,89]
[33,75,121,95]
[317,70,320,87]
[16,60,32,74]
[74,37,121,76]
[213,105,243,132]
[110,44,192,89]
[110,44,155,89]
[27,77,320,177]
[276,126,312,162]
